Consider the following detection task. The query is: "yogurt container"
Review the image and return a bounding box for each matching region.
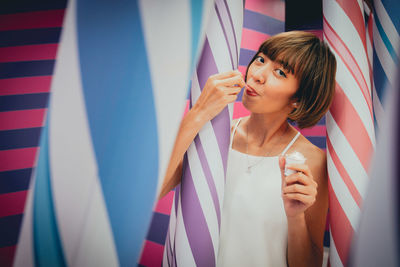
[284,151,306,176]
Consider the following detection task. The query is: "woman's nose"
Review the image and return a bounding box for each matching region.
[252,65,267,84]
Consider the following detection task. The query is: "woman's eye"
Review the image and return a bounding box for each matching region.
[275,69,287,78]
[255,56,264,63]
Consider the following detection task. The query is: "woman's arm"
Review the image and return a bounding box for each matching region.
[158,70,245,199]
[279,149,328,267]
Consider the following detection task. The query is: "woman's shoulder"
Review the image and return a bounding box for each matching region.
[230,116,249,134]
[294,133,326,171]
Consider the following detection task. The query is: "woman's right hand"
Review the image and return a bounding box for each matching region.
[192,70,245,122]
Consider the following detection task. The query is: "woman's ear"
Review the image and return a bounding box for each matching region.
[291,102,298,109]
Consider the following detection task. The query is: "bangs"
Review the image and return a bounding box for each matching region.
[257,32,321,79]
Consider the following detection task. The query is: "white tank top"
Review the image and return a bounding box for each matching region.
[217,118,300,267]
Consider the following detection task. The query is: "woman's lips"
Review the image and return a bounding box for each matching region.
[245,85,258,96]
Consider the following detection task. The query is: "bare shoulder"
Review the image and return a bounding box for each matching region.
[294,135,327,182]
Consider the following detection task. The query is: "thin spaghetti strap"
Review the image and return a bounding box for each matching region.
[280,132,301,156]
[229,118,242,148]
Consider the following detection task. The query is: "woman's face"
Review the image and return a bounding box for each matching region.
[243,53,299,116]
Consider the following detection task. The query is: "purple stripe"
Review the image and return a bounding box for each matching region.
[215,3,234,69]
[223,0,239,68]
[181,154,215,267]
[194,135,221,228]
[196,37,231,178]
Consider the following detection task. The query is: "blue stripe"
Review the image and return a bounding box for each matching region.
[33,119,66,267]
[0,93,50,111]
[382,0,400,31]
[0,28,62,47]
[0,127,42,150]
[307,136,326,149]
[77,1,158,265]
[190,0,203,72]
[0,1,67,14]
[146,212,170,245]
[239,48,256,66]
[0,168,32,194]
[373,49,389,100]
[0,214,23,247]
[0,60,55,79]
[375,16,399,65]
[243,9,284,35]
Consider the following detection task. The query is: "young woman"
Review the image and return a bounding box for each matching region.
[159,31,337,267]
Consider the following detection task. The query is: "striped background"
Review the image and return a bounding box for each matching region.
[0,1,67,266]
[139,1,329,266]
[0,1,329,267]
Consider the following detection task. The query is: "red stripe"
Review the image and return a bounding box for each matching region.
[330,83,373,171]
[0,245,16,267]
[138,240,164,267]
[328,180,354,266]
[240,28,269,51]
[296,125,326,136]
[0,190,28,217]
[0,109,46,130]
[0,44,58,63]
[335,0,367,53]
[0,76,52,96]
[245,0,285,21]
[0,9,65,31]
[324,17,373,119]
[154,190,174,215]
[327,136,362,207]
[0,148,38,172]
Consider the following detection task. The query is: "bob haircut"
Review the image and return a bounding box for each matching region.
[245,31,337,129]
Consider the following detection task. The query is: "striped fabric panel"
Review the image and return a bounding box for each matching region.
[0,2,66,266]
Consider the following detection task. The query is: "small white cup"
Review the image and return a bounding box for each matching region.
[284,151,306,176]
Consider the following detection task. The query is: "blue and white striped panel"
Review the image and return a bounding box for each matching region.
[14,0,211,266]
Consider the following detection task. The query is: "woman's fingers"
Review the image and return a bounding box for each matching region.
[283,193,315,205]
[217,74,246,88]
[282,183,317,196]
[285,163,312,177]
[285,172,317,188]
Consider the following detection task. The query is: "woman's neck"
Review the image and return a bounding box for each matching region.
[246,112,290,148]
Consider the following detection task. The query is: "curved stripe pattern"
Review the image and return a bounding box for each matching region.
[77,0,159,266]
[164,1,243,266]
[323,0,376,266]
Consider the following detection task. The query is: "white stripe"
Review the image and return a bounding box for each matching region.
[225,0,244,66]
[374,0,400,59]
[356,0,364,18]
[207,6,234,73]
[372,82,385,130]
[198,122,225,213]
[323,0,371,95]
[13,176,36,267]
[374,20,397,86]
[48,0,118,265]
[175,188,197,266]
[331,48,376,147]
[329,230,345,267]
[327,146,360,229]
[366,20,373,69]
[326,112,369,200]
[187,143,220,261]
[215,0,237,66]
[139,0,196,196]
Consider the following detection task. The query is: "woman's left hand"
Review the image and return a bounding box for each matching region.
[279,156,318,218]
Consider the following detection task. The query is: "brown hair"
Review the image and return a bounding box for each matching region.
[245,31,337,128]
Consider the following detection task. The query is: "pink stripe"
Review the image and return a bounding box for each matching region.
[335,0,367,54]
[245,0,285,21]
[0,76,52,96]
[0,245,16,267]
[296,125,326,136]
[324,17,373,119]
[154,190,174,215]
[330,83,373,172]
[328,179,354,266]
[0,9,65,31]
[233,101,250,119]
[238,65,247,76]
[0,44,58,63]
[327,137,362,207]
[0,190,28,217]
[0,109,46,130]
[0,148,38,172]
[240,28,269,51]
[139,240,164,267]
